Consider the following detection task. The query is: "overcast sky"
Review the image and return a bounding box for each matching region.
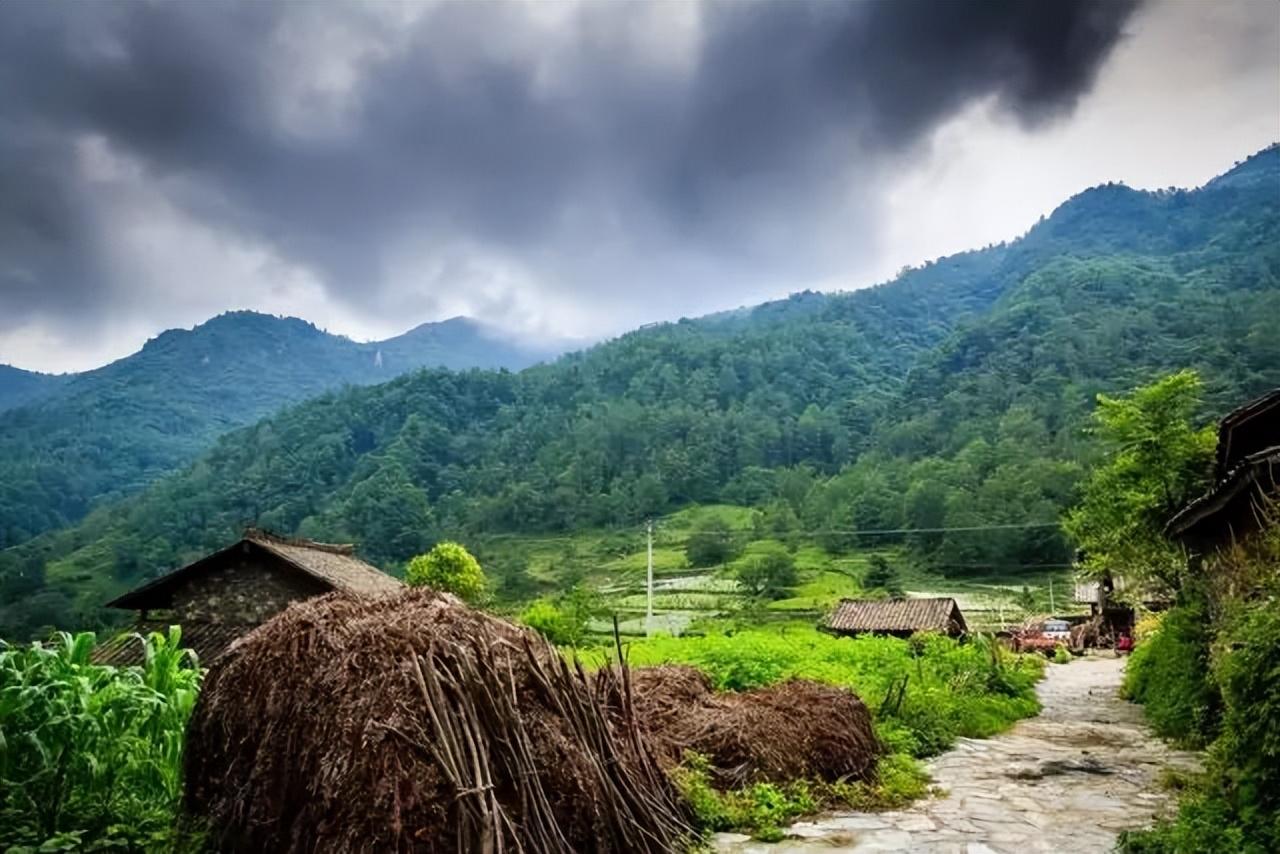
[1,0,1277,374]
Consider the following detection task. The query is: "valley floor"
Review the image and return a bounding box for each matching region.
[715,656,1199,854]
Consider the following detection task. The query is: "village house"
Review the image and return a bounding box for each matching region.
[97,529,402,665]
[1167,387,1280,555]
[823,597,968,639]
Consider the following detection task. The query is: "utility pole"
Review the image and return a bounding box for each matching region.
[646,519,654,637]
[1049,579,1055,615]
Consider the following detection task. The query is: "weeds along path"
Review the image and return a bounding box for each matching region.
[715,656,1200,854]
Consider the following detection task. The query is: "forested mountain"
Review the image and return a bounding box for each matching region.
[0,365,68,414]
[3,145,1276,637]
[0,312,568,551]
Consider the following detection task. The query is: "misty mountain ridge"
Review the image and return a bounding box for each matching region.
[3,143,1275,637]
[0,311,576,548]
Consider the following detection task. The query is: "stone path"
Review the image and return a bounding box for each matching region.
[714,656,1200,854]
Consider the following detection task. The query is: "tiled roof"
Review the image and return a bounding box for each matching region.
[107,530,402,609]
[1167,446,1280,539]
[248,532,403,597]
[826,597,966,634]
[93,620,248,667]
[1216,388,1280,477]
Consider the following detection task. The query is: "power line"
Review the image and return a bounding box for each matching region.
[468,520,1062,544]
[662,522,1063,536]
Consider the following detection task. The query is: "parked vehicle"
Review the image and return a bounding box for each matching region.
[1011,618,1072,656]
[1042,619,1072,641]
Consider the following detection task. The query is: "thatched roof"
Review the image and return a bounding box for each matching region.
[107,529,402,610]
[825,597,967,636]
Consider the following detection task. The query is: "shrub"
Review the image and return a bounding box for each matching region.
[674,750,929,839]
[519,585,599,646]
[1123,602,1220,746]
[735,546,797,600]
[864,555,904,598]
[671,753,818,841]
[405,541,487,602]
[1053,644,1072,665]
[686,519,738,568]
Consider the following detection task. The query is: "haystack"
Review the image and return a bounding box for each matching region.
[184,590,692,853]
[623,665,881,788]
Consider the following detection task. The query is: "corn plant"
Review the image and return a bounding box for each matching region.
[0,628,201,852]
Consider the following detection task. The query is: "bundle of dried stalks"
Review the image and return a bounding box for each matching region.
[184,590,692,853]
[619,665,881,789]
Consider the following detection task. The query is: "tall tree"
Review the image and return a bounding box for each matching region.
[1065,371,1216,590]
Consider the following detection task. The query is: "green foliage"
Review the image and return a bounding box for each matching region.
[673,747,931,839]
[671,753,817,841]
[864,555,904,597]
[519,585,599,646]
[614,626,1042,758]
[0,313,554,555]
[405,542,487,602]
[828,751,931,811]
[734,545,797,600]
[6,146,1280,637]
[685,518,738,568]
[1123,603,1220,746]
[1122,534,1280,854]
[1065,371,1216,590]
[1052,644,1072,665]
[0,629,201,852]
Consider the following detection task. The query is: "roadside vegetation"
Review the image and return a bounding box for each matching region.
[1064,373,1280,854]
[0,629,201,853]
[591,625,1044,839]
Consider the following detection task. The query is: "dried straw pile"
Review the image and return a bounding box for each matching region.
[623,665,881,788]
[184,590,692,853]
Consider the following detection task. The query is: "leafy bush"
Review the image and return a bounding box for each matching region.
[1053,644,1072,665]
[735,545,797,600]
[673,750,928,840]
[405,541,487,602]
[1122,590,1280,853]
[686,519,738,568]
[1123,602,1220,746]
[671,752,817,841]
[519,585,599,646]
[613,626,1042,758]
[0,629,201,852]
[864,555,904,598]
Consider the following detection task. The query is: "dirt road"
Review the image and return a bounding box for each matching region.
[715,656,1199,854]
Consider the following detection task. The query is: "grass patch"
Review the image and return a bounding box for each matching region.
[673,751,930,841]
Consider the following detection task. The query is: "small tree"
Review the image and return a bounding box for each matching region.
[1065,371,1215,591]
[736,546,797,599]
[864,554,904,598]
[405,541,487,603]
[686,518,738,568]
[519,584,599,646]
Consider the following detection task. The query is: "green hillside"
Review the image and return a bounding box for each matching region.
[0,364,67,413]
[2,145,1277,638]
[0,313,567,551]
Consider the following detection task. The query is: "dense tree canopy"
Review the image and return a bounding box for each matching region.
[1,146,1277,638]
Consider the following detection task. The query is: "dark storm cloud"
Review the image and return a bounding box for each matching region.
[0,0,1140,343]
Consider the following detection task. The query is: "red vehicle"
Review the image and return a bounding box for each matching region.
[1010,631,1061,656]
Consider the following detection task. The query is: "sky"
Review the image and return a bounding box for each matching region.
[0,0,1277,374]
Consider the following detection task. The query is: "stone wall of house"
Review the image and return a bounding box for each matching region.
[165,551,329,624]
